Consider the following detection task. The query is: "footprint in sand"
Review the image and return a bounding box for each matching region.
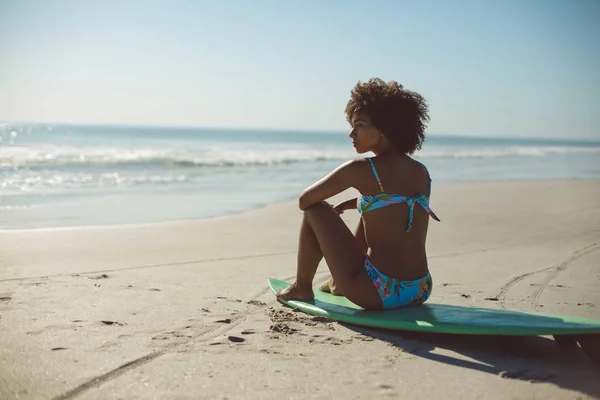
[217,296,242,303]
[270,323,300,335]
[247,300,267,307]
[326,336,346,345]
[352,335,375,342]
[88,274,110,280]
[100,320,125,326]
[259,349,281,354]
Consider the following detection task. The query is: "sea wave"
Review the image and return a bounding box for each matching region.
[2,143,600,170]
[0,173,189,193]
[414,145,600,159]
[0,147,352,169]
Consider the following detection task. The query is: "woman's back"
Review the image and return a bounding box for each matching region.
[353,154,435,280]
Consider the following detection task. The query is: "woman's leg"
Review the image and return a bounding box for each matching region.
[320,218,367,295]
[276,202,382,310]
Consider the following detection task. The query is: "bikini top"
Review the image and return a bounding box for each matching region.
[357,158,441,232]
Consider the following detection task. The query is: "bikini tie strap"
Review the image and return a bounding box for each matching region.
[405,197,417,232]
[405,194,441,232]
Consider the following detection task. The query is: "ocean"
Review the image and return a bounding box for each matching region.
[1,123,599,230]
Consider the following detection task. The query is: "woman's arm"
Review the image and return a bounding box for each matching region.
[333,197,358,214]
[298,160,358,210]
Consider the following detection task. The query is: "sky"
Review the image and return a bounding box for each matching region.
[0,0,598,139]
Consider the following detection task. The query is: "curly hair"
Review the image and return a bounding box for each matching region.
[345,78,430,155]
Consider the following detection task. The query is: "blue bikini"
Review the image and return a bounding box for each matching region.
[358,158,440,231]
[357,158,440,309]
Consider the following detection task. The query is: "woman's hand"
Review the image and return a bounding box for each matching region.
[332,203,345,215]
[331,198,357,215]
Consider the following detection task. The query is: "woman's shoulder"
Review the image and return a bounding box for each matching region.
[385,156,431,192]
[337,157,371,171]
[403,158,432,193]
[407,157,430,177]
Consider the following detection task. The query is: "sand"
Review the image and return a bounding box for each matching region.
[1,179,599,400]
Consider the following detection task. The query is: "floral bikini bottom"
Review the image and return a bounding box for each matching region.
[364,257,433,309]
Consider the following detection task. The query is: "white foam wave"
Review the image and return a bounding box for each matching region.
[3,142,598,169]
[415,146,600,159]
[0,145,353,169]
[1,173,188,192]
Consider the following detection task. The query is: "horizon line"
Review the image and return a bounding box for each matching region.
[1,119,598,143]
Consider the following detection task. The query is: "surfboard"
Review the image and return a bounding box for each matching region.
[268,278,600,361]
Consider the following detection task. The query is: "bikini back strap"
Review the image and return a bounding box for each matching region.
[367,158,384,192]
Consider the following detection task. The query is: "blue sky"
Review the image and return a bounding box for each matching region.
[0,0,598,139]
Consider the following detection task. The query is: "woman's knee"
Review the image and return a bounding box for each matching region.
[304,201,329,210]
[303,201,332,219]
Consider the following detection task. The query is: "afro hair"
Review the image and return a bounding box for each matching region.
[345,78,430,155]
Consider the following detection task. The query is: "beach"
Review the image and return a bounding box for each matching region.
[2,0,599,397]
[1,179,600,400]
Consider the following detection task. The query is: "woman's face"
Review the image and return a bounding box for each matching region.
[349,112,382,154]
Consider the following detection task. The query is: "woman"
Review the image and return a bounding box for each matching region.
[276,78,440,310]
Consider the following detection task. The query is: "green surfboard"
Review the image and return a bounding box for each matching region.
[268,278,600,336]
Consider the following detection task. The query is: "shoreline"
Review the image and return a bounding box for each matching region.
[1,177,598,233]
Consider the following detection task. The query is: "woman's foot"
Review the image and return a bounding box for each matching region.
[319,276,344,296]
[276,282,315,301]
